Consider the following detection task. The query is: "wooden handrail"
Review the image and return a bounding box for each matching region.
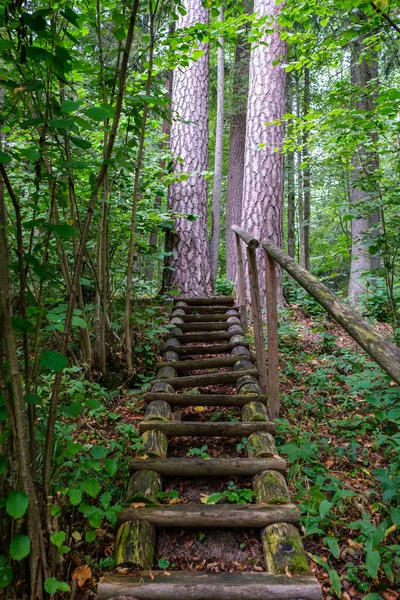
[231,225,259,249]
[262,240,400,386]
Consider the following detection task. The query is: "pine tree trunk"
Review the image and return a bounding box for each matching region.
[286,70,295,259]
[295,72,303,264]
[210,6,225,287]
[348,28,379,305]
[301,67,310,271]
[241,0,286,304]
[226,3,252,282]
[169,0,212,296]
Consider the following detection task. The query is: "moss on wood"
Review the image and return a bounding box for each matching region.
[114,520,155,569]
[261,523,310,575]
[242,401,269,422]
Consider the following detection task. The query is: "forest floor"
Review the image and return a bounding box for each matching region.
[68,301,399,600]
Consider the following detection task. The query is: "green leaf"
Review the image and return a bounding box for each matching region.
[104,458,118,476]
[9,535,30,562]
[0,151,11,165]
[82,478,101,498]
[84,106,110,121]
[0,40,13,50]
[85,398,100,410]
[11,317,32,332]
[50,531,66,549]
[0,561,13,589]
[20,148,40,162]
[70,136,92,149]
[319,500,333,520]
[60,100,82,113]
[44,578,70,594]
[72,316,87,328]
[85,530,96,542]
[39,351,67,372]
[328,569,341,597]
[0,456,7,475]
[6,491,29,519]
[365,549,380,579]
[158,558,170,569]
[52,223,77,238]
[68,489,82,506]
[324,537,340,559]
[61,6,80,27]
[25,393,41,406]
[363,594,383,600]
[91,445,108,459]
[26,46,53,62]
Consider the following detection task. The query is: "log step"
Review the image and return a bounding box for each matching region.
[130,457,286,475]
[98,571,321,600]
[176,332,243,343]
[118,503,300,527]
[153,368,258,388]
[161,342,250,356]
[180,305,239,313]
[174,296,235,305]
[178,314,238,322]
[179,322,232,331]
[138,421,276,436]
[157,355,249,371]
[143,393,267,407]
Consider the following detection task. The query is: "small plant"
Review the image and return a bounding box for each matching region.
[187,445,210,459]
[158,558,170,570]
[199,532,206,542]
[157,490,179,502]
[203,482,255,505]
[236,437,254,453]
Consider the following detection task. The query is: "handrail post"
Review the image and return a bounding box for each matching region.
[234,233,248,331]
[246,245,268,396]
[264,250,279,419]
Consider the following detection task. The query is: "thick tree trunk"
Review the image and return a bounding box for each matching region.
[241,0,286,304]
[348,27,379,305]
[286,71,295,259]
[169,0,212,296]
[210,6,225,286]
[225,9,251,281]
[301,67,310,270]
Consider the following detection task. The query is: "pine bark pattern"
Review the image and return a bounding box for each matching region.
[169,0,212,296]
[241,0,286,302]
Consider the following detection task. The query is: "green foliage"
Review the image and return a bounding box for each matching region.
[187,445,210,459]
[205,482,255,505]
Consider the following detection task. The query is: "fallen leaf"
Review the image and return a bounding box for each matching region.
[72,565,92,588]
[71,531,81,541]
[195,406,204,412]
[382,591,399,600]
[169,497,180,505]
[130,502,146,508]
[341,593,351,600]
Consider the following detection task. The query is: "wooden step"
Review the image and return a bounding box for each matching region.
[180,305,239,314]
[118,503,300,527]
[153,369,258,388]
[178,314,238,322]
[130,457,286,475]
[157,355,249,371]
[174,296,234,305]
[175,332,243,343]
[99,571,322,600]
[138,421,276,436]
[143,392,266,407]
[179,322,232,332]
[161,342,250,356]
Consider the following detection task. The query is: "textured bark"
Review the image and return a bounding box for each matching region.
[301,68,310,270]
[253,470,290,504]
[125,470,162,504]
[114,521,155,569]
[348,30,379,304]
[169,0,212,296]
[247,432,278,458]
[286,71,295,258]
[261,523,310,575]
[226,14,251,281]
[241,0,286,303]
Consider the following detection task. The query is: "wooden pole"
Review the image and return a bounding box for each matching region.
[264,251,279,419]
[246,246,268,395]
[262,241,400,386]
[234,233,248,330]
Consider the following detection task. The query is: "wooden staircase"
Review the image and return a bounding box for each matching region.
[98,296,321,599]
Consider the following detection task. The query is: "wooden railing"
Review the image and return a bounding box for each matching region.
[232,226,400,421]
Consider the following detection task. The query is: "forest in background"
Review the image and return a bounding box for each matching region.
[0,0,400,598]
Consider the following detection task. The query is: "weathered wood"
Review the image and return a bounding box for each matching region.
[181,306,239,314]
[175,332,236,343]
[227,324,244,334]
[240,383,264,396]
[232,225,260,250]
[163,337,181,349]
[118,503,299,527]
[130,456,286,475]
[169,326,183,335]
[179,322,230,331]
[231,345,251,357]
[174,296,234,305]
[262,240,400,386]
[143,393,268,407]
[242,401,270,422]
[139,421,276,436]
[125,470,162,504]
[157,366,178,379]
[234,233,248,331]
[253,471,290,505]
[175,301,188,308]
[150,382,175,394]
[151,368,258,389]
[144,400,171,422]
[171,411,182,422]
[114,521,155,569]
[247,432,278,458]
[236,374,259,390]
[161,350,180,362]
[140,430,168,458]
[161,342,250,356]
[170,316,184,325]
[172,308,186,317]
[233,358,255,371]
[262,523,310,575]
[99,571,322,600]
[230,334,247,344]
[227,316,241,324]
[225,309,240,316]
[180,314,235,322]
[157,355,248,371]
[247,245,268,394]
[264,250,280,419]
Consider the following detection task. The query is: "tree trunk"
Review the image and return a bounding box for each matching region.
[226,4,251,282]
[301,67,310,270]
[348,25,379,305]
[286,70,295,258]
[295,71,303,265]
[241,0,286,304]
[169,0,212,296]
[210,6,225,287]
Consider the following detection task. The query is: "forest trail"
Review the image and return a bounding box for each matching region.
[98,296,321,599]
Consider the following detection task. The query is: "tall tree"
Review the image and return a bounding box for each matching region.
[226,4,251,282]
[241,0,286,302]
[286,70,295,259]
[169,0,212,296]
[348,25,379,305]
[301,66,311,270]
[210,5,225,286]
